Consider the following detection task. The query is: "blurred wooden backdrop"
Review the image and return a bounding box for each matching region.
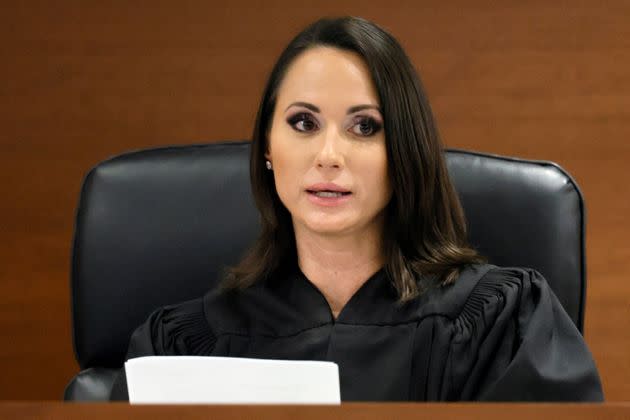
[1,0,628,400]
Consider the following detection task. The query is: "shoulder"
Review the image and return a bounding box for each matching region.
[417,264,548,322]
[430,265,603,401]
[126,297,215,358]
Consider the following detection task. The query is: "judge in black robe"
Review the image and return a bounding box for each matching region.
[111,264,603,401]
[111,16,603,402]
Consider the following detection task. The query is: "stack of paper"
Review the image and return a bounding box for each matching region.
[125,356,340,404]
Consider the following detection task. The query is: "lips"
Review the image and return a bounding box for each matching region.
[305,182,352,207]
[306,182,352,194]
[309,191,348,198]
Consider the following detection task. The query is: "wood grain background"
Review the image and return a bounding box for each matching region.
[1,0,628,400]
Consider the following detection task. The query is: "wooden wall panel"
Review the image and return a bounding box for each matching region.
[1,0,628,400]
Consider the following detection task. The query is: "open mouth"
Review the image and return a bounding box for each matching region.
[307,190,352,198]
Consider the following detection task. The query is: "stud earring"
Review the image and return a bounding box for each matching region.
[265,160,273,170]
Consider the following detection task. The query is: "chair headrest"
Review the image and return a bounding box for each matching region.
[71,142,585,368]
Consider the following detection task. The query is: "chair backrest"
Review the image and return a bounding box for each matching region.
[70,141,586,374]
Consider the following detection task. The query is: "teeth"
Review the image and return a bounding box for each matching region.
[314,191,344,198]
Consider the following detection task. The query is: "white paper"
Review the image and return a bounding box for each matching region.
[125,356,340,405]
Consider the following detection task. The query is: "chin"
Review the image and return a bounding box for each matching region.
[310,226,350,235]
[303,219,355,235]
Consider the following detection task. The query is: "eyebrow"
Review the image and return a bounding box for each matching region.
[284,102,381,114]
[347,104,381,114]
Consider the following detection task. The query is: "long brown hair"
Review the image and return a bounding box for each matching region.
[222,16,484,301]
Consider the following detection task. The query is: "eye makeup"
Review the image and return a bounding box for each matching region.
[349,115,383,136]
[286,112,320,133]
[283,104,384,137]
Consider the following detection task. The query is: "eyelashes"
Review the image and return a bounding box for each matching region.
[350,116,382,136]
[287,112,319,133]
[285,112,383,137]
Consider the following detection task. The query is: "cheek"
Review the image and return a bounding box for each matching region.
[269,128,293,193]
[274,166,298,199]
[362,146,390,200]
[271,150,306,203]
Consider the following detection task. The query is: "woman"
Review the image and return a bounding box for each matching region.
[111,16,603,401]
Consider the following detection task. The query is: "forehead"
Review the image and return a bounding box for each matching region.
[276,46,380,108]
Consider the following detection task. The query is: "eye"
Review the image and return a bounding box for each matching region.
[350,116,382,137]
[287,112,319,133]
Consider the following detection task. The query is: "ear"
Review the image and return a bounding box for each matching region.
[264,144,271,162]
[263,116,276,162]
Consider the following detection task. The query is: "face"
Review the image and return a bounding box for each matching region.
[265,47,392,239]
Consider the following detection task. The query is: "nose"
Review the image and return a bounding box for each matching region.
[315,126,344,170]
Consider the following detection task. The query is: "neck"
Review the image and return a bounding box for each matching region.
[294,223,385,318]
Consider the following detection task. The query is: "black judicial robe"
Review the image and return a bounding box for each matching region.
[110,264,603,401]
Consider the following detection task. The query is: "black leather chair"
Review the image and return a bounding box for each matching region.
[64,141,587,401]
